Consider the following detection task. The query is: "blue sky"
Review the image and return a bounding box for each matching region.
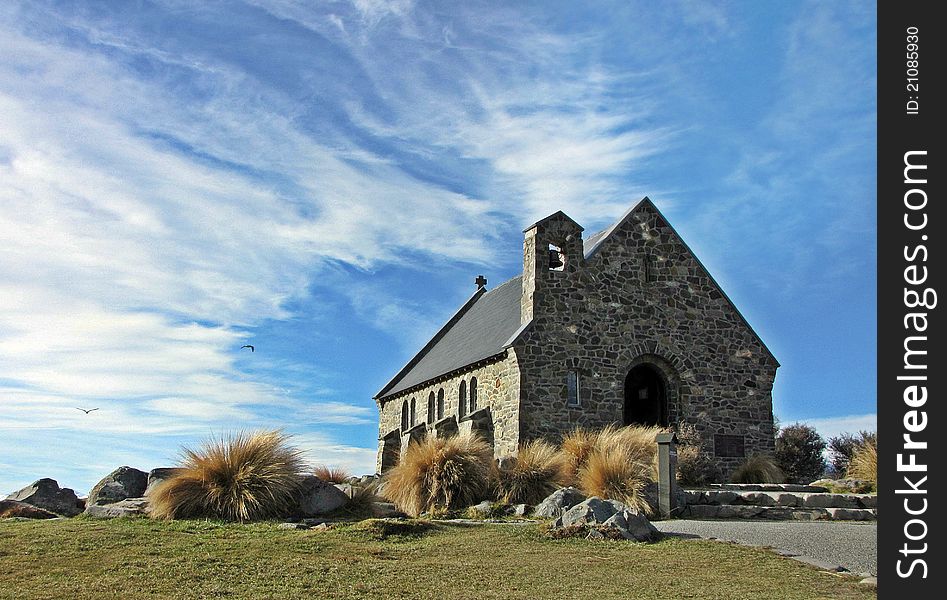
[0,1,876,496]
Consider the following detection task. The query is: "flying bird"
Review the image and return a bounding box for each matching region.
[75,407,99,414]
[241,344,254,352]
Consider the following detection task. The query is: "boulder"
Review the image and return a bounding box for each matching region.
[333,483,355,499]
[370,502,406,518]
[88,467,148,506]
[84,497,150,518]
[0,499,59,519]
[144,468,183,495]
[533,486,586,518]
[509,503,529,517]
[7,478,83,517]
[602,509,660,542]
[554,497,625,528]
[295,475,349,516]
[468,500,496,517]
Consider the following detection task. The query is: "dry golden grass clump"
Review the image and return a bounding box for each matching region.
[149,430,305,522]
[847,437,877,485]
[314,465,351,484]
[495,440,568,505]
[382,433,495,517]
[730,455,785,484]
[573,424,666,513]
[559,428,599,484]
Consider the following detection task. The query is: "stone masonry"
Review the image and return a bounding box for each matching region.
[375,198,778,477]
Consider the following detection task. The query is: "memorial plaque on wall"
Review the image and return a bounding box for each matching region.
[714,434,745,458]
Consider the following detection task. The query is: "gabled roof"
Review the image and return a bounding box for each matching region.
[375,198,778,401]
[374,276,524,400]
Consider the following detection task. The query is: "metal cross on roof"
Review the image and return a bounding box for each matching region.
[475,275,487,288]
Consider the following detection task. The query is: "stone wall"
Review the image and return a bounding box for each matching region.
[513,201,778,476]
[375,352,521,472]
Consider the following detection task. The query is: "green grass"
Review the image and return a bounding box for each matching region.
[0,517,874,600]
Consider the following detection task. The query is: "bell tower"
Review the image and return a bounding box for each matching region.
[521,211,584,324]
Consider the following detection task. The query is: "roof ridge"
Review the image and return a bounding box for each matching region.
[373,287,487,400]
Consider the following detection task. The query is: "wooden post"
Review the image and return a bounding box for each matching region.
[656,432,678,519]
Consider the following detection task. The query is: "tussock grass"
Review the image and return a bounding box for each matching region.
[567,424,667,513]
[495,440,568,505]
[149,430,304,522]
[731,455,785,484]
[381,433,494,517]
[848,438,877,486]
[313,465,351,484]
[559,428,598,484]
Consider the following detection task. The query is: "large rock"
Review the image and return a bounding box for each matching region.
[84,497,150,518]
[88,467,148,506]
[554,497,625,528]
[144,468,183,495]
[0,499,59,519]
[295,475,349,517]
[7,478,82,517]
[533,487,586,518]
[602,509,661,542]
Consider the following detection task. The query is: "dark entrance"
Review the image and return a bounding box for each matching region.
[624,364,668,427]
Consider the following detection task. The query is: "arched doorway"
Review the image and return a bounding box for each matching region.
[624,363,668,427]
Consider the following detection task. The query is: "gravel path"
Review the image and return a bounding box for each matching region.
[654,519,877,576]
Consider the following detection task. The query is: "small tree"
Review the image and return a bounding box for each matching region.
[774,423,826,484]
[827,431,877,477]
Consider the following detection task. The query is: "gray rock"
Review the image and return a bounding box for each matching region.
[84,497,149,518]
[858,495,877,509]
[802,493,861,509]
[333,483,355,499]
[606,509,660,542]
[533,486,586,518]
[468,500,496,516]
[554,497,625,528]
[703,490,739,505]
[740,492,776,506]
[359,474,378,485]
[145,468,182,495]
[278,522,309,530]
[370,502,406,518]
[8,478,82,517]
[0,499,59,519]
[88,467,148,506]
[295,475,349,516]
[510,503,529,517]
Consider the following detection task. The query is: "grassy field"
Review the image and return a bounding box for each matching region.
[0,517,874,600]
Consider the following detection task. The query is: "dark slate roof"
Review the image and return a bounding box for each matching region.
[375,276,525,399]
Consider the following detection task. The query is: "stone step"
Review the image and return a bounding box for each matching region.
[705,483,829,493]
[684,490,876,510]
[682,504,877,521]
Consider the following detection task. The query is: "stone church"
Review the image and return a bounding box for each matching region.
[373,198,778,476]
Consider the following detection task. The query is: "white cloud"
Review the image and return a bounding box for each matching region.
[793,413,877,444]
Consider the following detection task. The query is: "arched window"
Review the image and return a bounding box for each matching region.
[469,377,478,412]
[437,389,445,420]
[427,392,436,424]
[401,400,409,431]
[410,398,416,427]
[458,381,467,418]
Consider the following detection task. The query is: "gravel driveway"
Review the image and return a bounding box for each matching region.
[654,519,877,576]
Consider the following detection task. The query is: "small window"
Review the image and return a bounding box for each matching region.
[427,392,436,424]
[469,377,478,412]
[566,371,580,407]
[410,398,416,427]
[548,244,566,271]
[643,253,655,282]
[458,381,467,418]
[401,400,409,431]
[437,389,445,420]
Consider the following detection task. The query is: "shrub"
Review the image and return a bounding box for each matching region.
[575,424,666,514]
[847,437,877,486]
[559,428,598,485]
[674,421,721,487]
[381,433,494,517]
[314,465,351,484]
[827,431,877,478]
[731,455,785,484]
[774,424,826,484]
[149,430,305,522]
[495,440,568,505]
